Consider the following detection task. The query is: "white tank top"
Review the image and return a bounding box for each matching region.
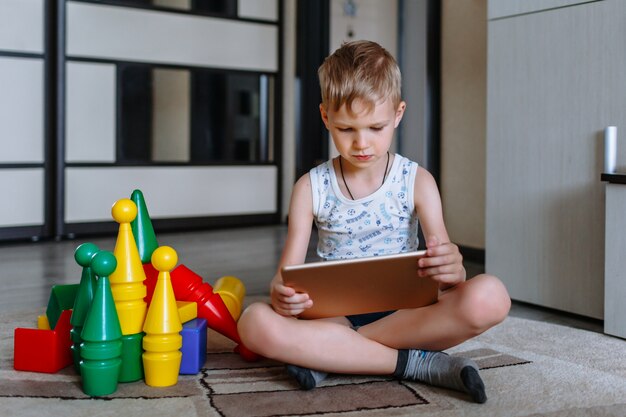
[309,154,420,260]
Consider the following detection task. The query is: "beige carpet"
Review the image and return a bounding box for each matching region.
[1,307,625,417]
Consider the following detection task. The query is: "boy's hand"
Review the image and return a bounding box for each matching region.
[417,236,466,290]
[270,275,313,317]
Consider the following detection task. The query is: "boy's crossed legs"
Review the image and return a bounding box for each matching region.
[238,274,510,403]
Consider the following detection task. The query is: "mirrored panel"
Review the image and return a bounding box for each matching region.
[102,0,238,16]
[117,63,273,164]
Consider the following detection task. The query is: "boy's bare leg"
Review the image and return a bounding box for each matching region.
[357,274,511,351]
[238,284,499,402]
[239,275,508,368]
[239,303,398,374]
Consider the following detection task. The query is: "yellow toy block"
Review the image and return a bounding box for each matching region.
[37,314,51,330]
[176,301,198,323]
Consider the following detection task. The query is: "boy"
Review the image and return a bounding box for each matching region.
[237,40,510,403]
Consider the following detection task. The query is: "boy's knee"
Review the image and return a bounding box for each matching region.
[462,274,511,333]
[237,302,283,357]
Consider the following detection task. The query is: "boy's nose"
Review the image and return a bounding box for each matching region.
[352,132,368,149]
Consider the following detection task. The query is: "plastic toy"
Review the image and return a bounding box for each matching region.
[177,300,198,323]
[213,275,246,320]
[130,189,159,264]
[37,314,50,330]
[80,251,123,396]
[118,332,144,383]
[143,246,183,387]
[110,198,147,335]
[46,284,79,329]
[13,188,256,390]
[170,265,258,361]
[13,309,73,373]
[179,318,207,375]
[143,262,159,305]
[70,242,99,372]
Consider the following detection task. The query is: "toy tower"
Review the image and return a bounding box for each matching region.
[110,198,147,382]
[143,246,183,387]
[80,251,123,396]
[70,243,99,373]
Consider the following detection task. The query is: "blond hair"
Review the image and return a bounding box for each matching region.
[318,40,402,114]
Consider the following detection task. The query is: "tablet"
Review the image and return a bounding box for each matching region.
[281,250,438,319]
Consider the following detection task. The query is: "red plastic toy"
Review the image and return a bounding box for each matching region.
[14,309,73,373]
[169,264,259,362]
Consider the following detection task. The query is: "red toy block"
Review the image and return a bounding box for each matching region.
[143,262,159,305]
[14,309,73,373]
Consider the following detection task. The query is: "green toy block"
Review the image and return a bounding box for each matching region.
[46,284,79,329]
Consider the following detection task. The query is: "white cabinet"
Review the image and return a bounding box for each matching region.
[486,0,626,318]
[604,182,626,338]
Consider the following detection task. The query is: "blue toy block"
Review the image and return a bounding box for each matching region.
[179,318,207,375]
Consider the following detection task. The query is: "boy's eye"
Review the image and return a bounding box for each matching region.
[338,127,353,132]
[370,126,384,131]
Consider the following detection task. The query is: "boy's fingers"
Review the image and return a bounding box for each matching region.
[275,283,296,296]
[419,252,461,268]
[424,243,461,260]
[275,299,313,316]
[276,290,310,305]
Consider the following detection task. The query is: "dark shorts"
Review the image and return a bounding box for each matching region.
[346,310,395,328]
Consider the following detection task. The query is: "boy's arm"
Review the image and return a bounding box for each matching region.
[270,174,315,316]
[413,167,466,291]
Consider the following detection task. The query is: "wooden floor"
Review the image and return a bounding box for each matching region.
[0,224,603,334]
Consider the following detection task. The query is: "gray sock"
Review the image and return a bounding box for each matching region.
[393,349,486,403]
[286,364,328,390]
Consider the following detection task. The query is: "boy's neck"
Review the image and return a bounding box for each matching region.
[336,152,392,200]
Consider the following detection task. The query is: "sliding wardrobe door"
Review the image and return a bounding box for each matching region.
[0,0,48,240]
[62,0,282,236]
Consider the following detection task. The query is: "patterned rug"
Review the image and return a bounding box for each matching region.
[1,309,625,417]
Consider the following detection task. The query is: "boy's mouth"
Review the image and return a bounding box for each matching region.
[353,155,373,161]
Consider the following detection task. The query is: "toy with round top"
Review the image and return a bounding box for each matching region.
[110,198,147,335]
[80,251,123,396]
[143,246,183,387]
[70,242,100,373]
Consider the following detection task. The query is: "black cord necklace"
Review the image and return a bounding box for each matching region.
[339,152,390,200]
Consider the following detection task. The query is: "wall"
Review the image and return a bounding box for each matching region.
[327,0,398,158]
[440,0,487,250]
[398,0,434,171]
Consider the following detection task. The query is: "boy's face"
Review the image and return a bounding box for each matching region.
[320,98,406,169]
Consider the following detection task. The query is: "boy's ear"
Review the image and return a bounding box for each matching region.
[319,104,330,129]
[394,101,407,127]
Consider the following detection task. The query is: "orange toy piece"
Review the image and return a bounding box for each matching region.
[170,265,259,361]
[14,309,73,373]
[143,246,183,387]
[110,199,147,335]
